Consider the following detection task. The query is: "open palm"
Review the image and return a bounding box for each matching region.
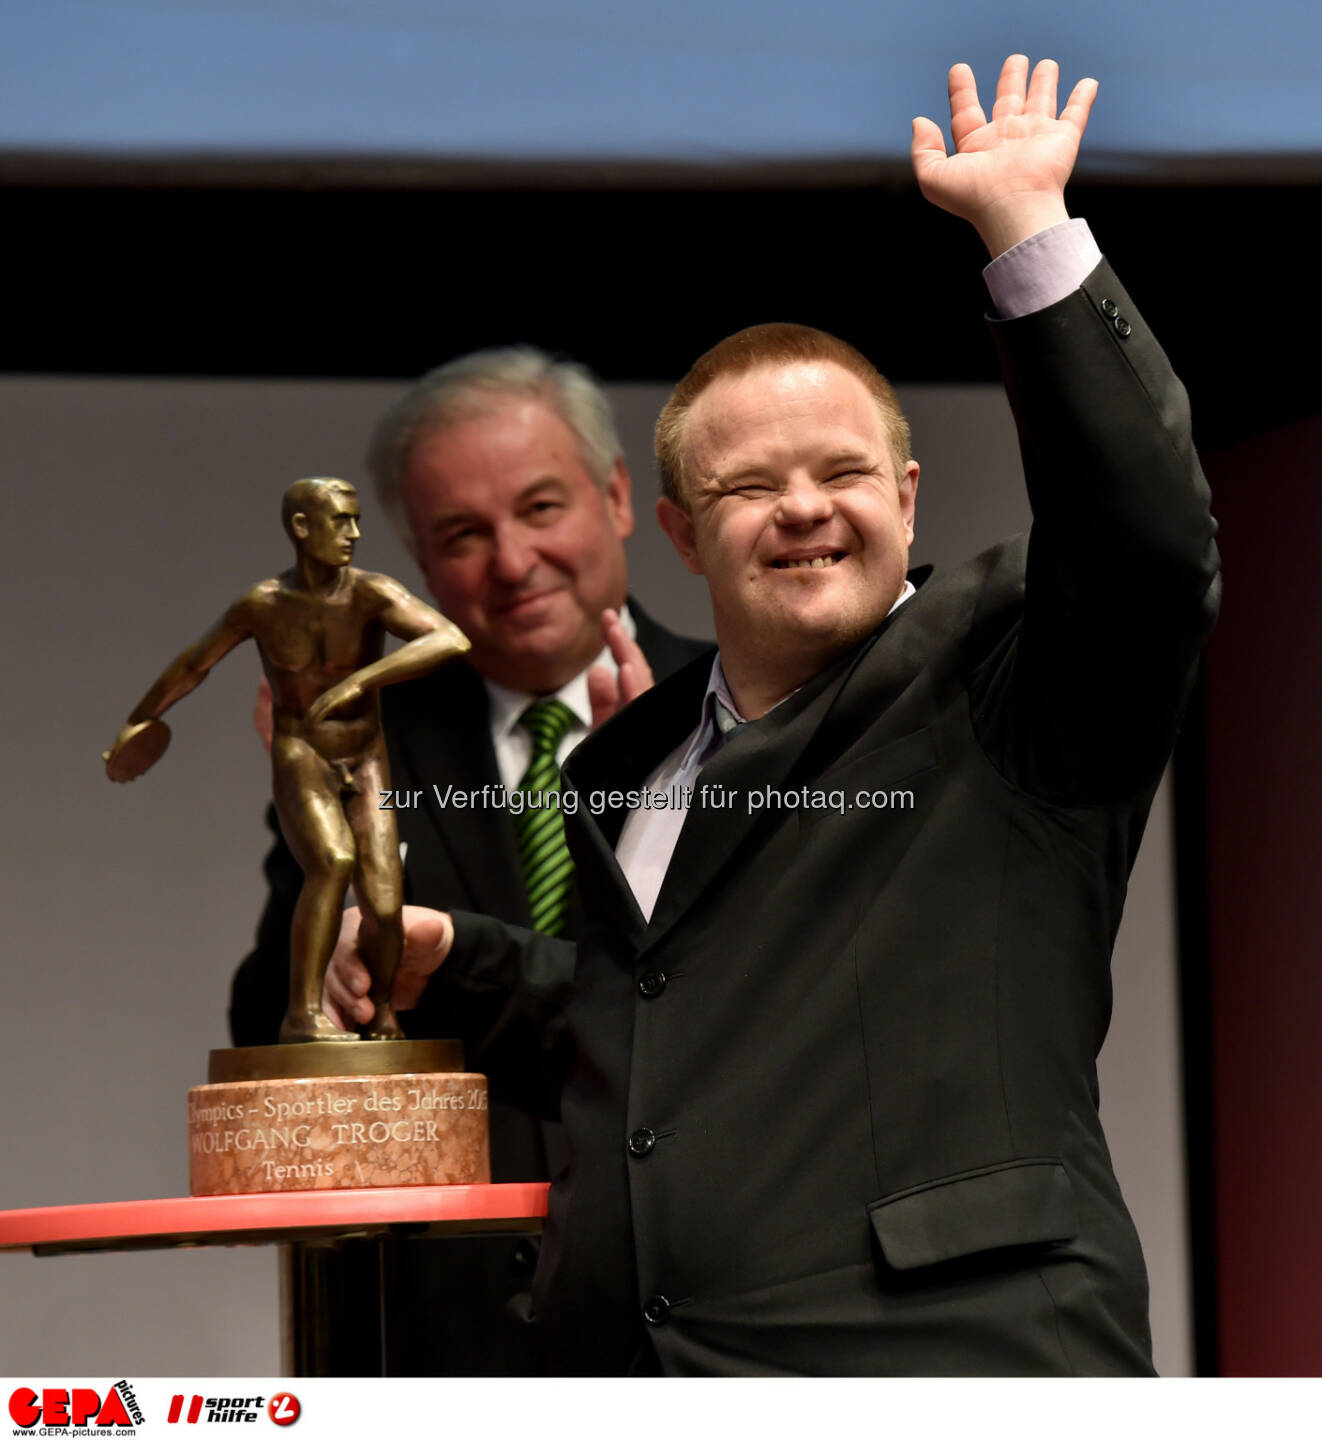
[912,56,1097,251]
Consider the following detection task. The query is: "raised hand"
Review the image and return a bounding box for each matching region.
[587,608,656,729]
[911,56,1098,257]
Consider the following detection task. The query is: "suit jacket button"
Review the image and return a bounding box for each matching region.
[638,970,667,998]
[1113,316,1132,337]
[643,1295,671,1326]
[628,1127,657,1157]
[1100,297,1119,318]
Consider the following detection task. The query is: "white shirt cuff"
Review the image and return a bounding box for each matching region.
[983,218,1102,319]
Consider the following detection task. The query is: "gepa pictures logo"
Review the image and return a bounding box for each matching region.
[8,1382,141,1432]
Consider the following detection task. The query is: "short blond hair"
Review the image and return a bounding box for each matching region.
[655,323,911,507]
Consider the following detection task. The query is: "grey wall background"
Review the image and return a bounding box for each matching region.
[0,374,1189,1374]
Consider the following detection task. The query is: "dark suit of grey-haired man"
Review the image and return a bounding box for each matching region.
[231,347,707,1374]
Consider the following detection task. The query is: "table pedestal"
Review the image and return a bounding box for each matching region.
[0,1184,549,1377]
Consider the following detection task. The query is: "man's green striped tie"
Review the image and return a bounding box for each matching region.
[514,698,577,936]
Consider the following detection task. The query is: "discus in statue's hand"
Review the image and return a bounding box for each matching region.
[104,718,172,782]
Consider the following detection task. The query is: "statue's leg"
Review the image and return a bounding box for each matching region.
[273,737,360,1043]
[345,744,405,1041]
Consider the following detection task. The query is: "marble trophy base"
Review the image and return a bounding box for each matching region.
[188,1039,490,1196]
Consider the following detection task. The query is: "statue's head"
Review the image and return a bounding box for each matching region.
[282,478,361,567]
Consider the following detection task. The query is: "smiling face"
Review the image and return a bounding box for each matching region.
[402,397,633,692]
[657,360,918,716]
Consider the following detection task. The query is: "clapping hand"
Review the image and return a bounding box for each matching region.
[587,608,655,729]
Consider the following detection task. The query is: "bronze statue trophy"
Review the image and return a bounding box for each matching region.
[106,478,491,1195]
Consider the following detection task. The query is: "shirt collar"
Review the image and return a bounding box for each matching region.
[484,602,636,740]
[697,579,916,739]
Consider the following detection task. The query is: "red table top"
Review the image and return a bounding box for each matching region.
[0,1182,550,1256]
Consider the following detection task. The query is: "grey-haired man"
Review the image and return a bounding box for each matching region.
[230,348,707,1374]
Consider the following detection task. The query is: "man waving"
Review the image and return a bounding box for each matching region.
[328,57,1219,1376]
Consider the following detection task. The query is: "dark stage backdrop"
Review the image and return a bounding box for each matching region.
[1202,416,1322,1377]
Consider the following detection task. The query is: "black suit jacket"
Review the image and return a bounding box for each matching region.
[229,600,708,1372]
[419,262,1221,1375]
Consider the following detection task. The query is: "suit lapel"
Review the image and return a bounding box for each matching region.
[384,666,532,926]
[645,576,954,945]
[776,563,956,778]
[562,638,858,957]
[568,566,953,957]
[384,610,708,938]
[564,651,714,949]
[640,650,853,947]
